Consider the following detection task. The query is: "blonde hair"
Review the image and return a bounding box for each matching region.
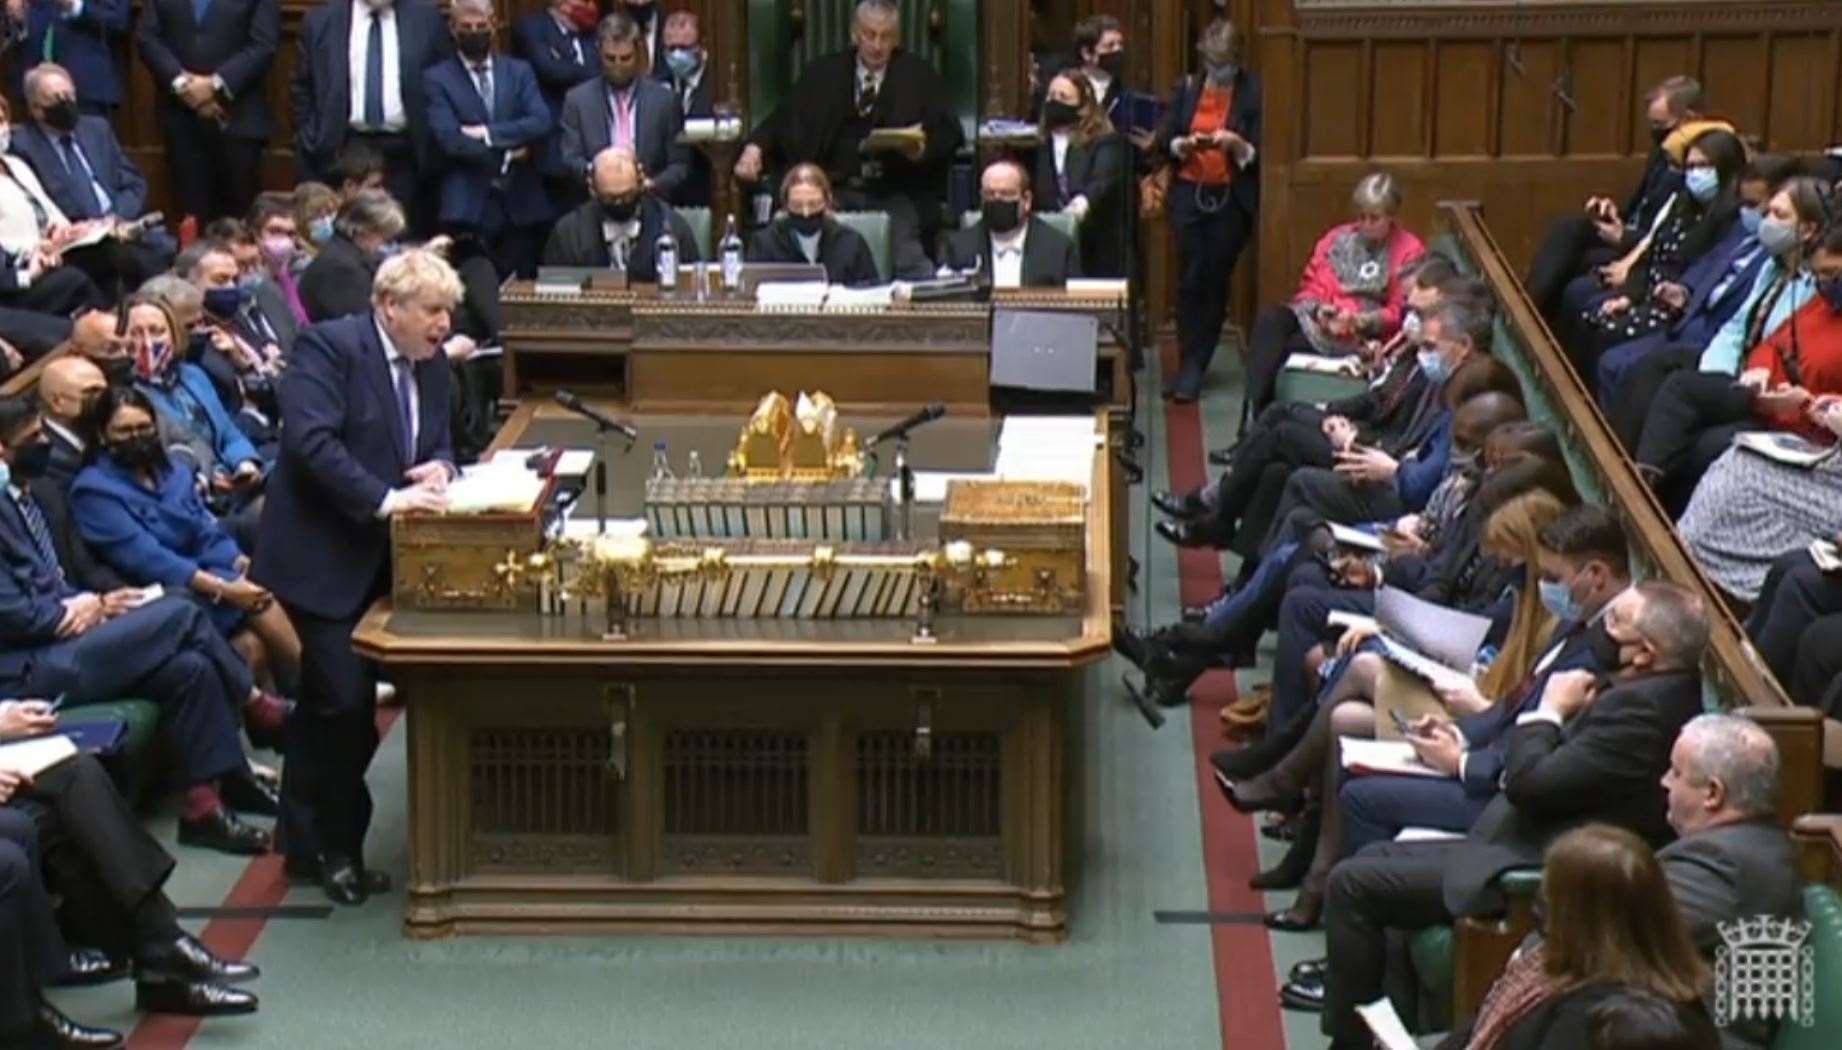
[1042,71,1113,147]
[1352,172,1403,216]
[372,249,464,309]
[1477,489,1566,700]
[779,163,835,208]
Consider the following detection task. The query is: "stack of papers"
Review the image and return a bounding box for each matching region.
[1372,586,1492,687]
[1285,352,1364,376]
[1340,737,1443,779]
[489,448,595,477]
[823,284,895,311]
[0,734,78,777]
[755,281,831,310]
[993,416,1099,491]
[447,464,547,515]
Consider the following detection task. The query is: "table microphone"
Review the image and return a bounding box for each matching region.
[553,390,638,441]
[866,403,947,447]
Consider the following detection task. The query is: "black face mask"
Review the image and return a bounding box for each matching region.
[10,440,51,481]
[784,212,824,238]
[599,195,640,223]
[1096,52,1124,79]
[457,30,492,62]
[109,435,167,473]
[42,98,79,133]
[1586,621,1624,675]
[1042,100,1080,128]
[99,357,134,384]
[982,199,1021,234]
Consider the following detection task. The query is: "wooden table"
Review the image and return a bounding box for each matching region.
[354,410,1112,942]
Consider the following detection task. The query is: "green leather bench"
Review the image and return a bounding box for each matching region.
[1778,883,1842,1050]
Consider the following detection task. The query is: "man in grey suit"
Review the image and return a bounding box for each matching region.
[557,13,689,200]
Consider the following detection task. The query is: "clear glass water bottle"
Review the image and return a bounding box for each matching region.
[651,441,674,480]
[655,229,678,293]
[686,450,703,478]
[720,214,744,292]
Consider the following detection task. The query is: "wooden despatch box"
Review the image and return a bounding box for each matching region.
[939,480,1086,614]
[391,502,550,612]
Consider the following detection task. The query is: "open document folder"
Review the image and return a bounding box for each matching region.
[1372,586,1492,691]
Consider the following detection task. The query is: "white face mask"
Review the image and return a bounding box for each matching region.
[0,125,11,154]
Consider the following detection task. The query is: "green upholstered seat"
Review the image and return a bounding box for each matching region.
[1276,370,1368,406]
[1408,924,1455,1031]
[1776,884,1842,1049]
[834,210,891,281]
[58,698,164,801]
[675,206,714,259]
[958,209,1079,244]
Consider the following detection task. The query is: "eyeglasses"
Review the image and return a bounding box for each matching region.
[107,425,158,441]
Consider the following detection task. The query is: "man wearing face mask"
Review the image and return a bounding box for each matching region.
[1308,578,1707,1044]
[557,13,690,202]
[291,0,450,237]
[424,0,554,281]
[543,146,700,283]
[656,10,714,207]
[1072,15,1126,129]
[298,188,406,322]
[939,160,1080,289]
[34,355,106,488]
[513,0,600,210]
[744,164,879,286]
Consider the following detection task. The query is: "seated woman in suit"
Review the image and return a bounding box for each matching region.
[1438,824,1715,1050]
[1035,71,1128,279]
[70,385,301,695]
[744,164,881,287]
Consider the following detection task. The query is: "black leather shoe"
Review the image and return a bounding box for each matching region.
[176,810,270,856]
[1288,957,1327,983]
[1278,974,1325,1012]
[134,978,258,1017]
[140,933,260,985]
[321,858,372,907]
[284,856,392,896]
[55,947,127,987]
[1228,774,1302,816]
[1264,900,1322,932]
[219,772,280,818]
[1151,489,1206,520]
[1207,445,1238,467]
[1154,518,1223,548]
[35,998,122,1048]
[1179,604,1209,624]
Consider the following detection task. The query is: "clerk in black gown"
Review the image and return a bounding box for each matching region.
[731,0,962,275]
[1032,70,1129,279]
[744,164,882,286]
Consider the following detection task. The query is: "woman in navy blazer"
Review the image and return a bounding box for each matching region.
[70,385,300,693]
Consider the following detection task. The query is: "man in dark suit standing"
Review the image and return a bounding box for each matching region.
[1308,581,1710,1047]
[254,248,459,906]
[1070,14,1125,130]
[939,160,1081,288]
[557,12,689,202]
[135,0,279,223]
[12,63,174,286]
[291,0,450,236]
[733,0,963,269]
[543,146,699,283]
[658,9,713,208]
[512,0,598,210]
[11,0,129,116]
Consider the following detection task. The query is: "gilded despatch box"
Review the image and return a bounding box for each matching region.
[391,506,549,612]
[939,481,1085,614]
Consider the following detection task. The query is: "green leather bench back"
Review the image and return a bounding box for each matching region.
[835,209,892,281]
[1775,883,1842,1050]
[676,207,714,259]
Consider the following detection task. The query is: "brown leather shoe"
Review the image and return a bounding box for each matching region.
[1219,683,1271,735]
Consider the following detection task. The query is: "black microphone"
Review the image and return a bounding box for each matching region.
[865,403,946,447]
[553,390,638,441]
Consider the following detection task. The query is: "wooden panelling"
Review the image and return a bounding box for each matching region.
[1255,0,1842,309]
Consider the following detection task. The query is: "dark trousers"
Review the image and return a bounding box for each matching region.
[1609,346,1698,451]
[161,108,264,223]
[0,305,75,364]
[1260,467,1404,560]
[61,240,158,304]
[22,598,248,786]
[1170,180,1252,398]
[1596,329,1675,412]
[1526,213,1618,319]
[1208,403,1336,537]
[1241,304,1313,423]
[1749,550,1842,707]
[0,809,65,1038]
[279,602,380,867]
[1795,615,1842,717]
[1634,368,1752,502]
[1273,582,1375,727]
[1322,840,1459,1045]
[12,753,179,960]
[1339,774,1491,857]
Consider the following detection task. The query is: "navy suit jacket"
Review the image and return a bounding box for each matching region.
[19,0,130,107]
[1455,621,1600,796]
[1671,225,1768,344]
[253,313,452,620]
[11,116,149,221]
[511,10,595,181]
[0,489,80,687]
[557,74,690,199]
[290,0,450,176]
[424,53,554,229]
[135,0,280,138]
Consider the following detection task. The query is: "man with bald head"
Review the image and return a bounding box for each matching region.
[541,146,700,282]
[35,355,108,487]
[940,159,1081,288]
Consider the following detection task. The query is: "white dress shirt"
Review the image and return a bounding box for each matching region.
[989,223,1028,289]
[600,217,642,268]
[1048,131,1090,221]
[348,0,406,132]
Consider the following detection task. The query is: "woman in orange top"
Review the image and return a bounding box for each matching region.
[1154,18,1262,403]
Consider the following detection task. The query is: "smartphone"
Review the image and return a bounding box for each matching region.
[1389,709,1415,736]
[46,693,67,715]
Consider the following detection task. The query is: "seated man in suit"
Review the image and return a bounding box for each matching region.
[745,164,880,287]
[939,160,1081,289]
[512,0,599,211]
[298,188,405,322]
[1,752,261,1030]
[425,0,555,281]
[557,12,689,201]
[291,0,449,235]
[658,10,713,208]
[0,397,284,857]
[34,354,107,488]
[734,0,964,271]
[12,64,175,288]
[1305,580,1709,1046]
[544,146,700,283]
[179,245,283,425]
[200,217,300,353]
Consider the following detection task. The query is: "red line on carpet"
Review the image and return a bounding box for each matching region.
[1162,382,1288,1050]
[127,705,405,1050]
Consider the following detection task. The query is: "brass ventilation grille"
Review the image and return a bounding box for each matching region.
[663,730,811,874]
[855,731,1003,878]
[469,728,619,872]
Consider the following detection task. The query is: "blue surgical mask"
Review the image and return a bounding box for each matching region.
[237,271,264,292]
[310,216,335,244]
[1684,167,1720,204]
[1739,207,1763,235]
[0,458,11,492]
[1758,216,1800,258]
[1416,346,1450,383]
[665,47,701,80]
[1539,576,1582,622]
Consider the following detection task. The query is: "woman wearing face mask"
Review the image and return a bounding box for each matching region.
[1632,189,1840,510]
[1033,72,1128,279]
[70,385,301,697]
[1567,129,1748,374]
[1236,171,1426,428]
[1154,18,1262,403]
[289,181,342,265]
[742,164,879,286]
[298,188,408,322]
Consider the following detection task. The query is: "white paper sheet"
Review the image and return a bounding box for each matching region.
[1340,737,1444,779]
[0,734,78,777]
[1356,997,1421,1050]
